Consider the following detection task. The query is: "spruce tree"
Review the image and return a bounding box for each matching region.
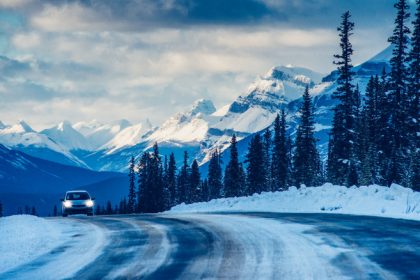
[177,151,190,203]
[106,201,113,215]
[208,149,223,199]
[327,11,358,186]
[293,86,322,187]
[190,160,201,203]
[246,134,266,195]
[127,156,136,213]
[201,179,210,201]
[263,128,272,191]
[387,0,411,185]
[137,153,148,212]
[271,111,289,191]
[224,135,244,197]
[408,0,420,190]
[167,153,177,206]
[149,143,165,212]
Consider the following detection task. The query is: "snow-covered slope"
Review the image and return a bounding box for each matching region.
[0,121,86,167]
[73,119,132,150]
[170,183,420,220]
[101,120,154,153]
[41,121,91,151]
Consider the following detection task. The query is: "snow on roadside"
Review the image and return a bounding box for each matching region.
[170,183,420,220]
[0,215,107,276]
[0,215,63,273]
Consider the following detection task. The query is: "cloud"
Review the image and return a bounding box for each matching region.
[0,0,403,128]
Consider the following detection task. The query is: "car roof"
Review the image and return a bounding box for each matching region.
[66,190,89,193]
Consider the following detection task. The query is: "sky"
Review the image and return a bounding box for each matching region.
[0,0,414,129]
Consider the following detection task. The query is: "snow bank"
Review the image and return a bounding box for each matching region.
[170,184,420,220]
[0,215,64,273]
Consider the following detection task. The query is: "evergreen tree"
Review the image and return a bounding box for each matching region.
[190,160,201,203]
[246,134,266,195]
[208,149,223,199]
[167,153,177,206]
[271,111,289,191]
[408,0,420,190]
[31,206,37,216]
[224,135,244,197]
[262,128,272,191]
[106,201,113,215]
[53,205,57,217]
[24,205,30,214]
[119,198,128,214]
[0,201,3,217]
[137,153,148,212]
[387,0,411,185]
[201,179,210,201]
[177,151,190,204]
[293,86,322,187]
[127,156,136,213]
[148,143,165,212]
[95,204,102,215]
[327,11,358,186]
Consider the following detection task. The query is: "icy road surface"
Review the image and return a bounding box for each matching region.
[1,213,419,279]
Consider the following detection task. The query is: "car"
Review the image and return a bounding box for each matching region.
[61,190,95,217]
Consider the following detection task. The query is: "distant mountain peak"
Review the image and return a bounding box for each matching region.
[190,99,216,116]
[18,121,34,133]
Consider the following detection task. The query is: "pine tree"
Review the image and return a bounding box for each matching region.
[271,111,289,191]
[127,156,136,213]
[177,151,190,204]
[293,86,322,187]
[208,149,223,199]
[137,153,148,212]
[387,0,411,185]
[224,135,244,197]
[53,205,57,217]
[106,201,113,215]
[167,153,177,206]
[31,206,37,216]
[327,11,358,186]
[201,179,210,201]
[0,201,3,217]
[149,143,165,212]
[408,0,420,190]
[190,160,201,203]
[246,134,265,195]
[262,128,272,191]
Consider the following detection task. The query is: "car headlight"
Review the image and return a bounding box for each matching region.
[63,201,72,208]
[85,200,94,207]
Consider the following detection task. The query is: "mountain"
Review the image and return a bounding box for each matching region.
[0,46,392,173]
[41,121,91,151]
[0,144,126,216]
[0,121,86,168]
[73,119,132,150]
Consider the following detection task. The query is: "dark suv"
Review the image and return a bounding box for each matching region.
[61,190,95,217]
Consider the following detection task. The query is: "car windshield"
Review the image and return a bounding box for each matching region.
[66,192,90,200]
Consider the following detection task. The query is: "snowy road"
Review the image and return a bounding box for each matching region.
[1,213,419,279]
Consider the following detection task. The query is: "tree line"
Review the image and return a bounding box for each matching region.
[115,0,418,214]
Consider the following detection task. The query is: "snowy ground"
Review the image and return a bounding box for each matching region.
[170,183,420,220]
[0,215,107,278]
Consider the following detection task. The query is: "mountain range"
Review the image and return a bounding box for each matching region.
[0,46,392,174]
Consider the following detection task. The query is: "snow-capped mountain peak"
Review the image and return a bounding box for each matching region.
[189,99,216,117]
[41,121,90,151]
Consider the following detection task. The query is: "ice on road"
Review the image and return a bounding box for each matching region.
[1,213,419,279]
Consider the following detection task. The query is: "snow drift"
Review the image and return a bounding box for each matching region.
[170,184,420,220]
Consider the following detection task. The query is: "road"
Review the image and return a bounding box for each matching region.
[1,213,419,279]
